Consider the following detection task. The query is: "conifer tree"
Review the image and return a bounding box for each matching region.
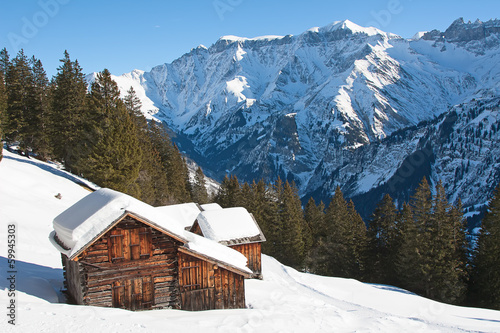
[49,51,88,171]
[311,186,366,279]
[408,177,434,295]
[4,50,31,148]
[395,202,419,289]
[347,199,369,279]
[191,166,209,204]
[0,69,6,161]
[304,197,325,246]
[275,180,307,268]
[26,56,50,159]
[122,89,171,205]
[367,194,399,284]
[0,48,9,77]
[123,86,143,118]
[215,175,241,208]
[248,180,267,222]
[84,106,141,195]
[427,181,467,303]
[81,69,142,195]
[249,180,279,256]
[148,121,191,203]
[472,184,500,310]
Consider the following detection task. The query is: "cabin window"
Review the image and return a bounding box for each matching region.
[109,227,152,262]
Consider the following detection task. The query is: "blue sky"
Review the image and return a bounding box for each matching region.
[1,0,499,77]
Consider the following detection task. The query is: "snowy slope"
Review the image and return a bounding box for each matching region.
[1,150,500,332]
[105,18,500,212]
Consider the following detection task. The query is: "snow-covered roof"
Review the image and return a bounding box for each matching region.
[49,189,251,275]
[51,188,187,259]
[195,207,266,246]
[182,232,251,274]
[155,202,202,229]
[200,203,223,211]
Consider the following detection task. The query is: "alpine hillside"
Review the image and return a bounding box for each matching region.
[103,18,500,217]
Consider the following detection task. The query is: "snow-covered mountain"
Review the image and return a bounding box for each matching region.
[2,150,500,332]
[108,18,500,213]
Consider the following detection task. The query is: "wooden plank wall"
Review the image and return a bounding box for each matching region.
[178,252,215,311]
[230,243,262,278]
[178,252,245,310]
[61,254,85,304]
[214,268,246,309]
[65,216,183,310]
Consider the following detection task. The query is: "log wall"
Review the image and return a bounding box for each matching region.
[178,252,245,310]
[230,242,262,279]
[63,215,183,310]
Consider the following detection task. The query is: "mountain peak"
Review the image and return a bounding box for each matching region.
[318,19,385,37]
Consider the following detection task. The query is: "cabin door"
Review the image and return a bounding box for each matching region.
[112,276,153,310]
[179,258,215,311]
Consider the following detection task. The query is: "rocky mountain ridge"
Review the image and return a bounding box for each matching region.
[103,18,500,217]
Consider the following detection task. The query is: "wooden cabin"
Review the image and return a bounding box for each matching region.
[49,189,251,311]
[190,207,266,279]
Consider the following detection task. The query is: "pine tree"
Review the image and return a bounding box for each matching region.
[0,69,6,161]
[26,56,50,159]
[81,69,142,195]
[84,105,141,195]
[347,199,368,280]
[311,186,366,279]
[395,202,419,290]
[367,194,399,284]
[408,177,434,296]
[148,121,191,203]
[275,180,307,268]
[0,48,9,77]
[4,50,32,148]
[49,51,88,171]
[472,184,500,310]
[427,181,467,303]
[123,86,143,118]
[215,174,241,208]
[249,180,278,256]
[122,88,171,205]
[191,166,209,204]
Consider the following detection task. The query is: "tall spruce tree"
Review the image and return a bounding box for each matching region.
[395,202,419,289]
[123,87,170,205]
[0,69,6,161]
[26,56,50,159]
[191,166,209,204]
[472,184,500,310]
[49,51,88,171]
[0,49,8,160]
[367,194,399,284]
[82,69,142,195]
[311,186,366,279]
[249,180,279,256]
[408,177,434,296]
[123,86,143,119]
[347,199,369,280]
[428,181,468,303]
[304,197,326,245]
[215,175,241,208]
[275,180,307,268]
[148,121,191,203]
[4,50,31,148]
